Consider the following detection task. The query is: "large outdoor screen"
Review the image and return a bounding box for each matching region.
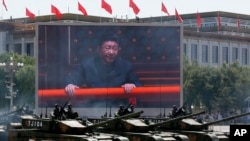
[36,23,182,113]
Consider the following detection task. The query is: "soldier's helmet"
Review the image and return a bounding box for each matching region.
[55,104,59,108]
[173,105,177,109]
[119,105,124,109]
[68,104,72,108]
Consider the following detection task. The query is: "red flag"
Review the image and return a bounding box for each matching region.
[196,11,201,28]
[129,0,140,15]
[161,2,170,16]
[101,0,112,14]
[26,8,35,19]
[2,0,7,11]
[237,16,240,31]
[175,8,183,23]
[217,13,221,31]
[51,5,62,20]
[78,2,88,16]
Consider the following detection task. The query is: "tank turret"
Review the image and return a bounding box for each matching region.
[96,106,205,141]
[110,110,206,132]
[4,103,143,141]
[162,111,250,131]
[0,105,35,125]
[19,110,144,134]
[159,112,250,141]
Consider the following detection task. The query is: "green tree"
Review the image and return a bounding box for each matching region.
[183,58,218,113]
[184,58,250,115]
[214,63,240,114]
[0,69,8,109]
[0,53,35,110]
[15,64,35,108]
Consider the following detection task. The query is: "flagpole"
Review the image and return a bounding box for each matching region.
[1,6,3,21]
[127,2,130,23]
[196,10,198,32]
[217,11,221,34]
[237,16,239,33]
[196,10,200,32]
[76,8,78,21]
[99,1,101,23]
[237,15,240,33]
[67,0,70,14]
[174,8,177,24]
[100,10,102,23]
[50,2,52,22]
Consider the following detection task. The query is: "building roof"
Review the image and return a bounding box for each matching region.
[1,11,250,40]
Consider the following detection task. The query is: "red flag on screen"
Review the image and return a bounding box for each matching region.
[26,8,35,19]
[237,16,240,32]
[217,13,221,31]
[175,8,183,23]
[51,5,62,20]
[161,2,170,16]
[101,0,112,14]
[129,98,137,106]
[129,0,140,15]
[78,2,88,16]
[2,0,7,11]
[196,11,201,28]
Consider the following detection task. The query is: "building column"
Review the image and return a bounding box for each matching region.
[185,38,191,62]
[208,40,212,65]
[218,41,222,66]
[0,32,7,53]
[21,38,25,55]
[198,39,202,64]
[239,43,242,66]
[248,44,250,66]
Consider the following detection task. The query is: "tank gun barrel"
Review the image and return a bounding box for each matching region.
[0,106,24,119]
[0,110,20,118]
[21,110,144,134]
[83,110,144,131]
[203,112,250,126]
[150,111,206,129]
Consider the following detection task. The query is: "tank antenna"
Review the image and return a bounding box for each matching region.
[109,106,112,117]
[45,106,48,118]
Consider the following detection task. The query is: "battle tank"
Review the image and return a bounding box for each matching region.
[158,111,250,141]
[0,103,144,141]
[95,106,206,141]
[0,105,35,125]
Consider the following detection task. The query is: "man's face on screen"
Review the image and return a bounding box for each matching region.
[99,41,119,64]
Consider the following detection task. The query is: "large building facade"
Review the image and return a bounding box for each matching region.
[1,11,250,67]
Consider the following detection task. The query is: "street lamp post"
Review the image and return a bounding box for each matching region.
[0,57,24,111]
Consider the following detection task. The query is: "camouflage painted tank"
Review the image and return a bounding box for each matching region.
[95,107,205,141]
[0,105,34,125]
[159,111,250,141]
[0,103,144,141]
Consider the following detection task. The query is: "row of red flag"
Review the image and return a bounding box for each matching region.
[2,0,242,30]
[4,0,184,23]
[3,0,140,19]
[162,2,241,31]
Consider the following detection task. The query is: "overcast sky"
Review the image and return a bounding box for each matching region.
[1,0,249,20]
